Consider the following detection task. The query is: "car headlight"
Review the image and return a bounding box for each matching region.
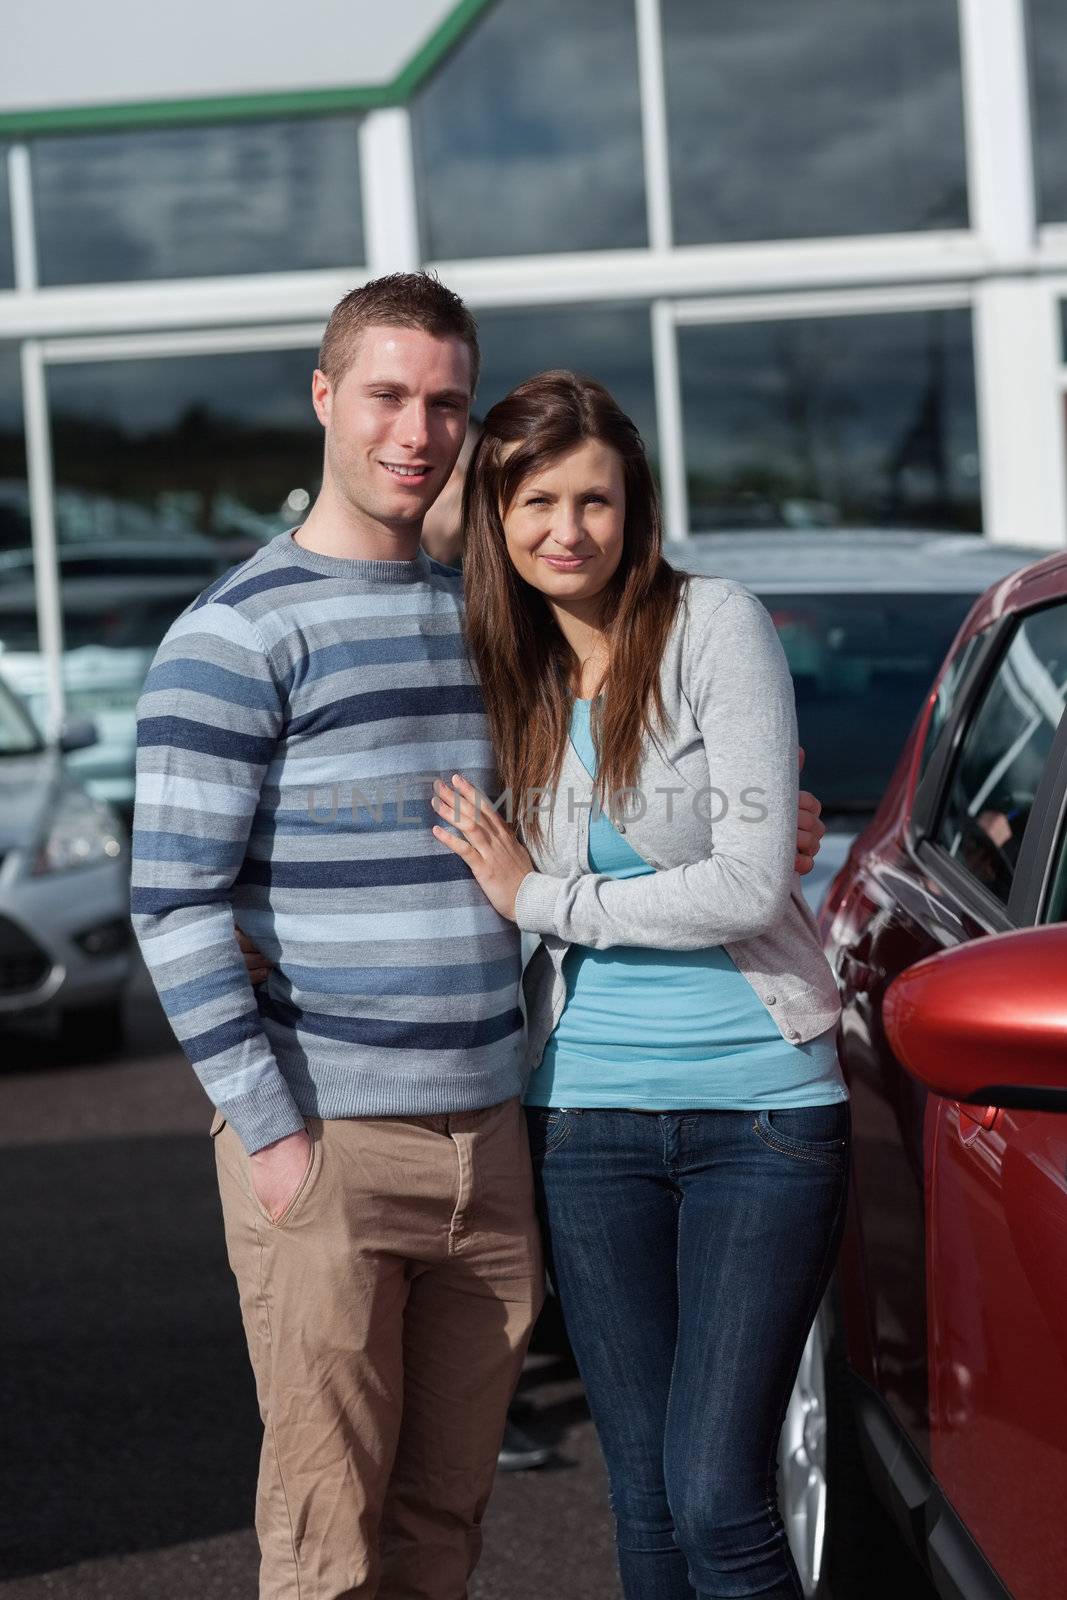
[32,789,126,876]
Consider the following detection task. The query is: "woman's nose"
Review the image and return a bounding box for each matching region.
[552,508,585,547]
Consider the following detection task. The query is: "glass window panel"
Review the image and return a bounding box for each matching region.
[32,118,363,286]
[679,309,981,533]
[935,603,1067,906]
[44,346,323,806]
[918,630,984,782]
[0,146,14,289]
[476,304,657,467]
[1030,0,1067,224]
[663,0,968,245]
[0,347,35,708]
[412,0,646,259]
[1045,819,1067,924]
[764,592,979,816]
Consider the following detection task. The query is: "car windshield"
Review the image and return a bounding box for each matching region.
[0,677,43,754]
[763,591,978,816]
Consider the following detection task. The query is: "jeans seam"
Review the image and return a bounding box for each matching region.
[751,1114,847,1168]
[534,1109,573,1156]
[662,1180,685,1578]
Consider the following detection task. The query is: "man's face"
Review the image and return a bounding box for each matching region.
[313,325,472,533]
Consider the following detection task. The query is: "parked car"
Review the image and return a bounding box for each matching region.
[0,669,133,1052]
[780,547,1067,1596]
[676,531,1045,907]
[0,537,257,811]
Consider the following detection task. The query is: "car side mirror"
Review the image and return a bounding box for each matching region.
[59,717,98,753]
[883,925,1067,1111]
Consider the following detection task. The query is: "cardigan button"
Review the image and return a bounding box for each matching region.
[788,1029,801,1042]
[765,994,777,1005]
[616,822,627,834]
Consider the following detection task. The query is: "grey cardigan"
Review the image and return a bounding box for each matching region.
[514,575,843,1072]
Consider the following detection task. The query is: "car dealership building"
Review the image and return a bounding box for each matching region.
[1,0,1066,750]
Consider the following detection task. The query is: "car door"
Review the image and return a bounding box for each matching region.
[920,598,1067,1599]
[830,627,1001,1460]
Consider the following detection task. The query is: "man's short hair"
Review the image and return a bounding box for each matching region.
[319,272,481,392]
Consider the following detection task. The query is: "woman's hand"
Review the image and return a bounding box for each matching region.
[796,747,826,876]
[431,774,535,922]
[235,924,274,986]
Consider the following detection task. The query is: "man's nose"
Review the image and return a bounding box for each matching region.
[397,401,431,452]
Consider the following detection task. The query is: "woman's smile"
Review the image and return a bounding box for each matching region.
[540,553,593,570]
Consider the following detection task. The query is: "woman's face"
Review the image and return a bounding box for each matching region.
[501,438,626,609]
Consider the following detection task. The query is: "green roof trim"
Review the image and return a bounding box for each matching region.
[0,0,495,137]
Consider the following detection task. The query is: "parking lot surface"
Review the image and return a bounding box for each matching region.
[3,967,940,1600]
[0,968,618,1599]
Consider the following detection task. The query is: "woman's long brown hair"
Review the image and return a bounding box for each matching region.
[462,370,686,845]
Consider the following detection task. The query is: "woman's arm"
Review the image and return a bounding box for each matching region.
[514,589,798,950]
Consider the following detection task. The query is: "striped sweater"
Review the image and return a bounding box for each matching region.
[131,530,524,1154]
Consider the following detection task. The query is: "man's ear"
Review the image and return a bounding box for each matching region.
[311,368,332,429]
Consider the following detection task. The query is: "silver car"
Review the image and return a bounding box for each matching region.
[0,671,132,1052]
[674,529,1047,913]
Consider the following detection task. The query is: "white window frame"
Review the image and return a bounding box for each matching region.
[24,323,325,734]
[664,284,978,542]
[0,0,1064,707]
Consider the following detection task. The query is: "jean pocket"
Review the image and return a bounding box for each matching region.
[753,1102,850,1166]
[525,1106,573,1158]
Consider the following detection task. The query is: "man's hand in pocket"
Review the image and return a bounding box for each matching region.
[250,1128,312,1222]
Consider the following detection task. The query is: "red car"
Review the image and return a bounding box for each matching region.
[781,550,1067,1598]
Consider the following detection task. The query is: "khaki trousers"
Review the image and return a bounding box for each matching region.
[213,1096,544,1600]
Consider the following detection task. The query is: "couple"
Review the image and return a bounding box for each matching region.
[131,271,849,1600]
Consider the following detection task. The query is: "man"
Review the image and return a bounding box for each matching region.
[132,274,542,1600]
[132,271,827,1598]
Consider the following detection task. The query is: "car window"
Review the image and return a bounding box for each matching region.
[917,630,984,781]
[0,676,42,754]
[760,591,978,816]
[934,601,1067,906]
[1044,813,1067,923]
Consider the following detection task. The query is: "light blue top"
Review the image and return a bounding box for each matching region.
[523,698,847,1111]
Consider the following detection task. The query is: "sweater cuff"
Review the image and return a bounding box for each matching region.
[514,871,562,937]
[220,1078,307,1155]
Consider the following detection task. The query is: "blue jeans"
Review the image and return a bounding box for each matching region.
[526,1103,851,1600]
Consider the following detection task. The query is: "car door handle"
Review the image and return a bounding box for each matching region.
[840,954,884,993]
[954,1102,1000,1139]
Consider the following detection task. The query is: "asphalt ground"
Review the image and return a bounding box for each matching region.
[1,967,936,1600]
[0,967,618,1599]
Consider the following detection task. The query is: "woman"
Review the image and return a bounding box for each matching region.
[239,369,845,1598]
[429,371,848,1600]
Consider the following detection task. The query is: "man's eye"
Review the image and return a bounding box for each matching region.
[435,399,461,411]
[374,392,400,403]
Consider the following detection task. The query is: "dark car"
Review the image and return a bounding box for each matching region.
[675,531,1046,908]
[800,549,1067,1597]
